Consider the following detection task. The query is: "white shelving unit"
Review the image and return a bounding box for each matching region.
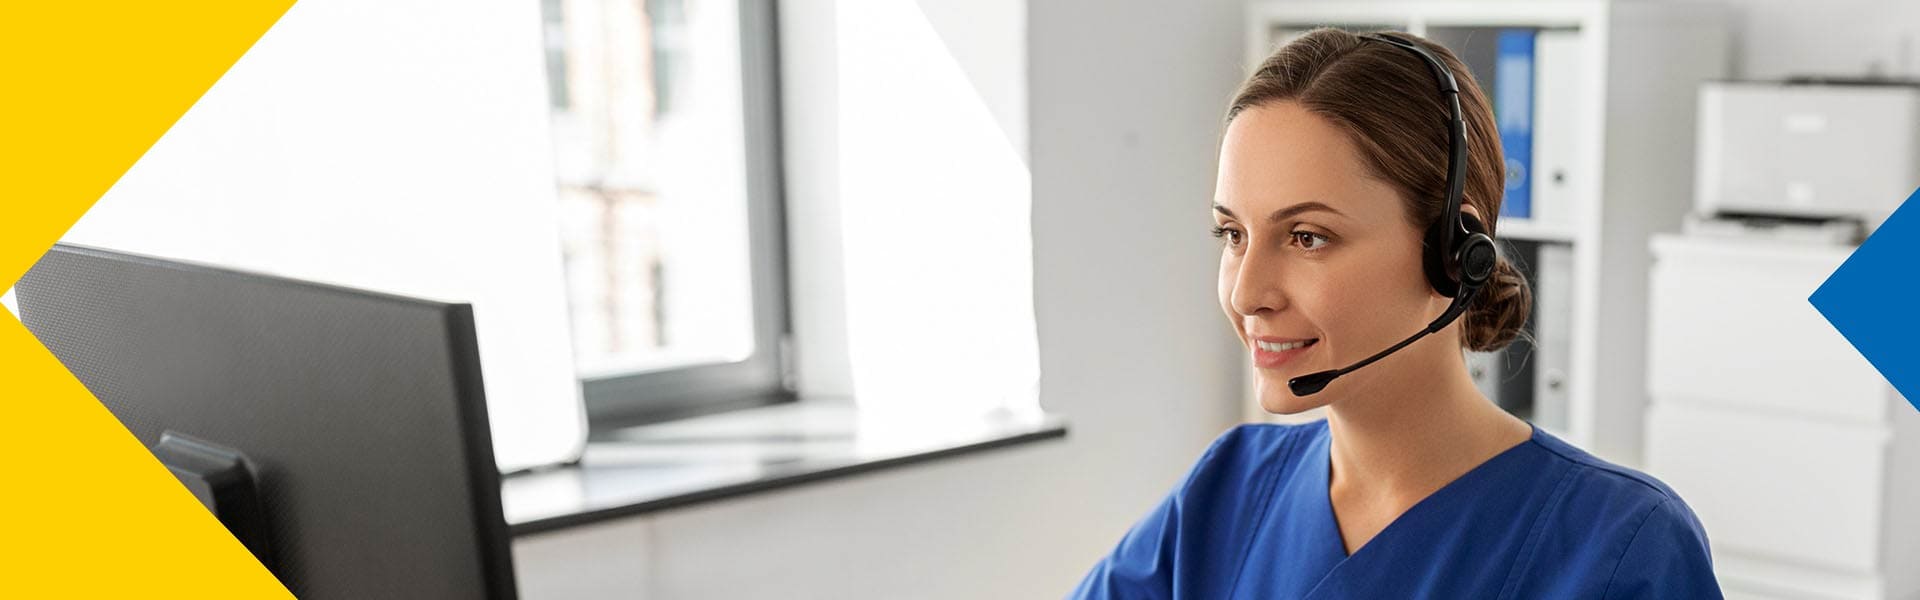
[1239,0,1730,467]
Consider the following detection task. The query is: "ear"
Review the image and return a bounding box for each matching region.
[1457,203,1491,236]
[1458,203,1484,224]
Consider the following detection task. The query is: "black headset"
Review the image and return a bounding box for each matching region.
[1286,32,1500,397]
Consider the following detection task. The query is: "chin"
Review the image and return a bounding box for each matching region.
[1254,373,1331,415]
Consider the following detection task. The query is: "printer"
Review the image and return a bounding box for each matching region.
[1695,80,1920,234]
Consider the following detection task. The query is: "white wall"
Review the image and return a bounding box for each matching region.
[1719,0,1920,81]
[514,0,1250,596]
[833,0,1041,417]
[785,0,1039,419]
[1025,0,1253,548]
[37,0,587,473]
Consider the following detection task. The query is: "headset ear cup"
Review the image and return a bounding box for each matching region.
[1421,219,1460,298]
[1456,212,1496,287]
[1426,212,1497,297]
[1457,234,1497,288]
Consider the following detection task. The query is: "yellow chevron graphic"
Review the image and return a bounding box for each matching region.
[1,2,298,597]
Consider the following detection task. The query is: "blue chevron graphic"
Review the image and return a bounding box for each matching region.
[1809,186,1920,413]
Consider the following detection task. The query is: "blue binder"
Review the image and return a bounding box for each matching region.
[1495,30,1535,219]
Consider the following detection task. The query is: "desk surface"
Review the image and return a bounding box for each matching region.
[501,400,1068,535]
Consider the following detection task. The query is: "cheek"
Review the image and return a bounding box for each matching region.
[1217,255,1238,329]
[1310,272,1369,337]
[1320,247,1432,343]
[1284,266,1341,332]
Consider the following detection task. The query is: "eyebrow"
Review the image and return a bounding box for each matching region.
[1212,201,1346,224]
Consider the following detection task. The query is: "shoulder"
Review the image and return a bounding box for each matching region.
[1529,430,1689,506]
[1603,496,1717,596]
[1523,429,1720,598]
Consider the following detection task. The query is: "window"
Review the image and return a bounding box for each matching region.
[539,0,791,425]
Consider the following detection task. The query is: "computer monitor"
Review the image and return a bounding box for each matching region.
[16,243,517,599]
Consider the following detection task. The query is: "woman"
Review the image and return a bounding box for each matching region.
[1071,29,1718,599]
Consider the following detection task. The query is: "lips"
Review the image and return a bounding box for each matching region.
[1250,336,1318,369]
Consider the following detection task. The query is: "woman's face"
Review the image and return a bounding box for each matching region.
[1214,101,1451,414]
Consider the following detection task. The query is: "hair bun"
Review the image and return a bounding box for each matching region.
[1462,255,1531,352]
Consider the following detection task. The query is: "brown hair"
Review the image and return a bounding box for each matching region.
[1226,27,1531,352]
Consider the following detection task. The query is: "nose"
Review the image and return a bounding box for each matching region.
[1229,243,1289,317]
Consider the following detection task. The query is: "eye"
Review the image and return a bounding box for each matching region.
[1291,230,1330,252]
[1210,225,1244,248]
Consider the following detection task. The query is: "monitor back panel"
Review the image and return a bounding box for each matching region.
[16,244,515,599]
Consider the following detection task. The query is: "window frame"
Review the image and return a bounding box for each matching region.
[577,0,795,429]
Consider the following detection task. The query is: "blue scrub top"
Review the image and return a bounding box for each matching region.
[1071,419,1719,599]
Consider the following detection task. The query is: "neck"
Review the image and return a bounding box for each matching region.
[1323,341,1530,499]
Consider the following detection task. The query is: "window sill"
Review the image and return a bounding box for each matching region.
[501,399,1068,536]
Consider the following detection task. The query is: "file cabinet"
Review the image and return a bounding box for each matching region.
[1645,234,1920,600]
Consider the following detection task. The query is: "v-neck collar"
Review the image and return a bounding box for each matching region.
[1309,420,1544,560]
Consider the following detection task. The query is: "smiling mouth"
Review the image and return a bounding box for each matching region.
[1254,339,1317,352]
[1249,338,1318,369]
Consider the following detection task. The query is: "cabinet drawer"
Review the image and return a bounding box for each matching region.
[1646,402,1888,573]
[1715,551,1890,600]
[1647,235,1890,423]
